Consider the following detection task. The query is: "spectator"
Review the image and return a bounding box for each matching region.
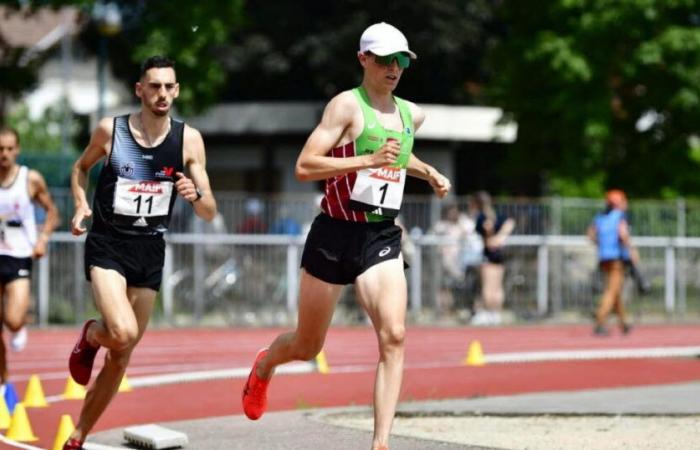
[472,191,515,325]
[431,203,477,318]
[461,195,484,316]
[587,189,638,336]
[237,198,267,234]
[269,207,302,235]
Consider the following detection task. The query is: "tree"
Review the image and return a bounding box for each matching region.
[487,0,700,197]
[81,0,244,116]
[0,1,91,124]
[217,1,502,104]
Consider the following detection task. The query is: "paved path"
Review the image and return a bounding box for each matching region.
[88,382,700,450]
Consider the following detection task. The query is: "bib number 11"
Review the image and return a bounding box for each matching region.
[113,177,173,217]
[133,195,154,214]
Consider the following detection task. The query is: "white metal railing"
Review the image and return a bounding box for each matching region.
[36,232,700,326]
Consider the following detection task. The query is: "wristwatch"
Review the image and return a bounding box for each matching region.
[193,188,203,202]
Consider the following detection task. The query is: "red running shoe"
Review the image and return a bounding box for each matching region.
[242,348,271,420]
[69,319,99,385]
[63,438,84,450]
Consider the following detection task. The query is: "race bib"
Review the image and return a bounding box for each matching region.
[350,166,406,212]
[113,177,173,217]
[0,225,24,248]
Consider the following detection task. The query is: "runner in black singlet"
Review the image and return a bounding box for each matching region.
[62,56,217,450]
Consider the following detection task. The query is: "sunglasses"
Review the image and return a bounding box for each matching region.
[372,52,411,69]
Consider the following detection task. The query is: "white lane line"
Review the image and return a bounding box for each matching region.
[46,361,316,403]
[0,435,44,450]
[484,346,700,363]
[41,345,700,404]
[84,443,132,450]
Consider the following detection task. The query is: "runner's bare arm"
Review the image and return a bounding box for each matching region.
[71,118,113,235]
[178,126,216,222]
[618,219,640,265]
[296,92,400,181]
[28,169,59,257]
[405,102,450,198]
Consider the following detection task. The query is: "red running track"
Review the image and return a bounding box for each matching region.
[4,324,700,449]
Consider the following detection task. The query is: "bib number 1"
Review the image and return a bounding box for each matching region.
[350,166,406,213]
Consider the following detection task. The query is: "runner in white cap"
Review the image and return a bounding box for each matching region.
[242,22,450,450]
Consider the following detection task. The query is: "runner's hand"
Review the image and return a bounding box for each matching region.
[32,235,49,258]
[368,139,401,168]
[429,171,451,198]
[175,172,199,202]
[71,205,92,236]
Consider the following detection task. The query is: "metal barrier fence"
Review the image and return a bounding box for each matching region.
[29,190,700,326]
[33,231,700,327]
[41,189,700,237]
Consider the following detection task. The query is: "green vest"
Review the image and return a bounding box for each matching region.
[350,86,414,221]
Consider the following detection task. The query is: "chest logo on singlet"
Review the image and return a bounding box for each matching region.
[379,247,391,257]
[367,122,377,129]
[155,166,175,178]
[119,162,134,177]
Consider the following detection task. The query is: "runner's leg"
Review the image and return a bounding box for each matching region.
[0,285,5,382]
[355,258,407,450]
[70,268,156,442]
[256,269,342,378]
[3,279,30,333]
[596,262,624,326]
[0,279,30,381]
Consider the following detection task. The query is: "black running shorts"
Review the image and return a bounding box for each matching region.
[84,232,165,291]
[0,255,32,286]
[301,213,403,285]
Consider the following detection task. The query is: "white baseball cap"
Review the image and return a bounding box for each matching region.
[359,22,417,59]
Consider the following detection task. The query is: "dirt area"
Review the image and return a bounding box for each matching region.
[326,413,700,450]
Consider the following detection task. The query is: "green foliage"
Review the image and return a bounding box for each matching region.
[84,0,244,116]
[6,102,80,153]
[487,0,700,197]
[5,102,80,187]
[218,0,501,104]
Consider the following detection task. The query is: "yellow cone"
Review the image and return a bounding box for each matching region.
[62,376,87,400]
[315,350,330,374]
[118,375,132,392]
[52,415,75,450]
[22,375,48,408]
[5,403,38,442]
[0,395,10,429]
[464,340,486,366]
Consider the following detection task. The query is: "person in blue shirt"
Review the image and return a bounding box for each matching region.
[587,189,637,336]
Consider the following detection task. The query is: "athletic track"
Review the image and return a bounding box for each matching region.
[4,324,700,449]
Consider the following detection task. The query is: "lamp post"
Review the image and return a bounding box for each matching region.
[93,1,121,120]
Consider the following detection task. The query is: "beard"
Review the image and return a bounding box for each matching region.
[151,105,170,117]
[146,98,170,117]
